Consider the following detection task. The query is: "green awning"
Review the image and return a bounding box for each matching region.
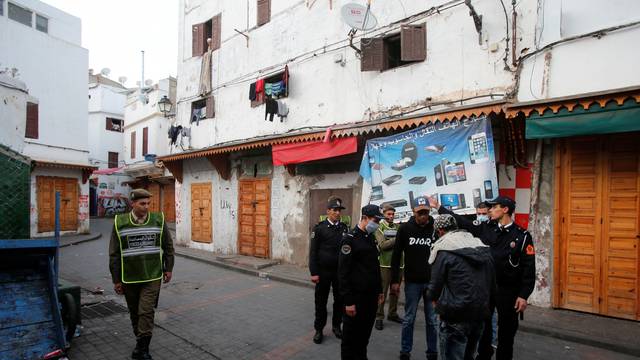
[525,99,640,139]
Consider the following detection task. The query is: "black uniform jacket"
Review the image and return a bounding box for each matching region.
[308,219,349,276]
[438,207,536,300]
[338,226,383,306]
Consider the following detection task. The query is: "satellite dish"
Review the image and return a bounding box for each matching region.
[118,76,127,84]
[100,68,111,77]
[144,79,153,86]
[341,3,377,31]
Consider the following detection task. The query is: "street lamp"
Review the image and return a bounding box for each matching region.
[158,95,172,117]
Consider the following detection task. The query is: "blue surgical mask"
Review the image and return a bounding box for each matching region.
[365,220,380,234]
[476,214,489,223]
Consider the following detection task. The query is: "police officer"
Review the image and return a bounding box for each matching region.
[339,204,385,360]
[429,195,535,360]
[309,196,349,344]
[109,189,175,360]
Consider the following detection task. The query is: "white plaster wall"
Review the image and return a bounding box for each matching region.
[517,0,640,101]
[175,0,528,150]
[0,76,27,153]
[124,79,177,163]
[0,3,89,165]
[4,0,82,45]
[88,84,126,169]
[30,167,90,237]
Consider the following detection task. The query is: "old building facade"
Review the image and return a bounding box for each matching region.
[159,0,640,320]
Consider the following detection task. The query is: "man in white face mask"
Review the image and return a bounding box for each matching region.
[475,202,490,224]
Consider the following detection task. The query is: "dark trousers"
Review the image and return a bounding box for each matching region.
[122,280,161,338]
[341,295,378,360]
[314,270,342,331]
[477,289,519,360]
[439,320,484,360]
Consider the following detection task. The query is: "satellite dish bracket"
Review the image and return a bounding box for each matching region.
[348,29,361,54]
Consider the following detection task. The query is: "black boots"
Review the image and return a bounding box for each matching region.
[313,330,323,344]
[132,336,153,359]
[332,325,343,339]
[375,319,384,330]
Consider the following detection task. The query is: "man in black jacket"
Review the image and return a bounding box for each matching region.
[427,214,496,360]
[339,204,385,360]
[429,196,535,360]
[390,197,438,360]
[309,197,349,344]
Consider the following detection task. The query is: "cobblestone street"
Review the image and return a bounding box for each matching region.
[57,219,639,360]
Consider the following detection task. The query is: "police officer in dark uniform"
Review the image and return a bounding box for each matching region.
[429,196,535,360]
[309,196,349,344]
[338,204,385,360]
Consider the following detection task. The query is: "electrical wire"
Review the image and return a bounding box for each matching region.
[176,0,466,105]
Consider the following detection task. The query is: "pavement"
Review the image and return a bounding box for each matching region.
[57,218,640,359]
[59,231,102,248]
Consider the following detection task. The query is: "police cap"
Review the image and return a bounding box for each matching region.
[130,188,153,201]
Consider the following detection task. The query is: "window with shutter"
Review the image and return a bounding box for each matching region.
[142,127,149,156]
[360,38,385,72]
[257,0,271,26]
[106,118,124,132]
[25,102,38,139]
[192,23,205,57]
[362,23,426,72]
[108,152,119,169]
[131,131,136,159]
[211,14,221,51]
[206,96,215,118]
[401,24,426,62]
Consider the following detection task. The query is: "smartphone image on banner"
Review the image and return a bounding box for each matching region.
[472,188,482,207]
[459,194,466,209]
[484,180,494,199]
[434,164,444,187]
[468,132,489,164]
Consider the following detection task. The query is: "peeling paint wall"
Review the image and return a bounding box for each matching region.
[527,140,555,306]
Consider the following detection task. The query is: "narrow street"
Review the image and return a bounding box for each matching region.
[59,219,638,360]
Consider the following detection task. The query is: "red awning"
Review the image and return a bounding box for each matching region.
[272,137,358,166]
[92,167,125,175]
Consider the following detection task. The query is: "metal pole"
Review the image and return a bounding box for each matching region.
[54,191,60,285]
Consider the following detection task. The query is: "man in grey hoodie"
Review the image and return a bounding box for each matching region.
[426,215,496,360]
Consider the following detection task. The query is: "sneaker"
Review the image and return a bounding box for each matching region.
[375,319,383,330]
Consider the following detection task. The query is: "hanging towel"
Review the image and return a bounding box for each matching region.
[283,65,289,96]
[256,79,265,94]
[199,49,213,95]
[276,101,289,122]
[271,81,285,97]
[264,82,273,96]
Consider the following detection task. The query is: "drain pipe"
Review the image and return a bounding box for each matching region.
[511,0,518,67]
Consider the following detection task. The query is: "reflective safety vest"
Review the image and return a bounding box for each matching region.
[115,212,164,284]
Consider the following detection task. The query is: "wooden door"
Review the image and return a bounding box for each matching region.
[148,183,161,212]
[162,184,176,222]
[601,133,639,319]
[559,133,640,320]
[238,179,271,258]
[191,183,212,243]
[37,176,78,232]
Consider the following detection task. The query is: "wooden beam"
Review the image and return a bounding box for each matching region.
[163,160,183,183]
[207,154,231,180]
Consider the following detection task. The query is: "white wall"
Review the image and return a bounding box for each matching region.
[88,83,126,169]
[0,0,89,165]
[175,0,529,150]
[124,78,177,163]
[516,0,640,101]
[2,0,82,45]
[0,75,27,153]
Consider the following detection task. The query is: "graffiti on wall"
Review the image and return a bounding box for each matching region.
[98,194,129,216]
[175,182,182,225]
[220,200,236,220]
[79,195,89,221]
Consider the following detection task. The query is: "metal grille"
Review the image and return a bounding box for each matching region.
[0,146,31,239]
[81,301,128,320]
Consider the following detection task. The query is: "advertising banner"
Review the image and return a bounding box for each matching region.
[359,116,498,222]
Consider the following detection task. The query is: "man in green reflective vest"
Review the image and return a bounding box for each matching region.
[374,205,404,331]
[109,188,175,360]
